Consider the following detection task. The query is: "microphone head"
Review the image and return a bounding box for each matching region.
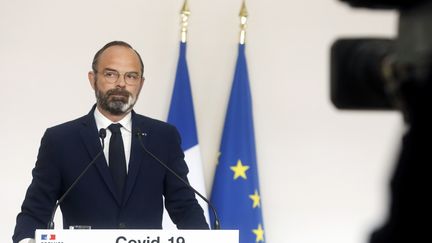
[99,128,107,139]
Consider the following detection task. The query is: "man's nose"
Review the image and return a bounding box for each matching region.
[116,74,127,86]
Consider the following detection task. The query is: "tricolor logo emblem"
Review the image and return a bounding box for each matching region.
[41,234,56,241]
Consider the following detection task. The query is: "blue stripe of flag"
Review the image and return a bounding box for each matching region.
[167,42,198,150]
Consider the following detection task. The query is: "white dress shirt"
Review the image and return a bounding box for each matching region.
[94,107,132,172]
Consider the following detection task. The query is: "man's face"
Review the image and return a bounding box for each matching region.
[88,45,144,116]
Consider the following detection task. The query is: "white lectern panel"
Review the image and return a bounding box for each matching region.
[36,229,238,243]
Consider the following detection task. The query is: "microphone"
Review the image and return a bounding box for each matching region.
[47,128,107,229]
[134,128,221,230]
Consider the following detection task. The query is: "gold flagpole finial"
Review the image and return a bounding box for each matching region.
[239,0,248,44]
[180,0,191,43]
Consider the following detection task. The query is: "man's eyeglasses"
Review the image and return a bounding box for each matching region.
[97,69,142,85]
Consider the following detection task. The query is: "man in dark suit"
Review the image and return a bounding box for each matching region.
[13,41,209,243]
[369,69,432,243]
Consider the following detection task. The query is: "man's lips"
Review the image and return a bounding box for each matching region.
[110,94,127,98]
[108,93,129,102]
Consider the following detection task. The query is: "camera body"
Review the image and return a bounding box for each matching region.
[333,3,432,243]
[331,0,432,112]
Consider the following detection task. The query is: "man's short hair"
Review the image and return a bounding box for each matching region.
[92,40,144,76]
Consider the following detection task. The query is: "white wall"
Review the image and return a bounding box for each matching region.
[0,1,402,243]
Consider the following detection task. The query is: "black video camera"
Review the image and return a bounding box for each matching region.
[330,0,432,113]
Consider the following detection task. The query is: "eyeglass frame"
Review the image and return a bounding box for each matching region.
[94,68,143,85]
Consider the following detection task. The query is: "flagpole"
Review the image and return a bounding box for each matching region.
[180,0,190,43]
[239,0,248,45]
[211,2,265,240]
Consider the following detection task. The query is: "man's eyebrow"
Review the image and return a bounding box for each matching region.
[127,71,140,74]
[103,67,117,72]
[103,68,139,74]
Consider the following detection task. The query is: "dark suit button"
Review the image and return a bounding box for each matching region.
[119,223,126,228]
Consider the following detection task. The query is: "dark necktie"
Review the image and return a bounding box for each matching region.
[108,123,127,198]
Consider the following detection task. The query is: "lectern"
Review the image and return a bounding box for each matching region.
[36,229,238,243]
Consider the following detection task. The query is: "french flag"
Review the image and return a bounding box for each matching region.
[163,42,210,228]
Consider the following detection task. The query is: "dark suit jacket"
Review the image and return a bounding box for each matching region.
[369,76,432,243]
[13,106,208,242]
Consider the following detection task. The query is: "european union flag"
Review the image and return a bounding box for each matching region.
[210,43,265,243]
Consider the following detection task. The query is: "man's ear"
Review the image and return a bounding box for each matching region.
[138,76,145,92]
[88,71,96,90]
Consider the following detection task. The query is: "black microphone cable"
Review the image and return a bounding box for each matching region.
[134,128,221,230]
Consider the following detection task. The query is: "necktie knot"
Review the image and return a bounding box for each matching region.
[108,123,122,134]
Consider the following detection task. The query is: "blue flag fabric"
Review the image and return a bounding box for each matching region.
[210,44,265,243]
[168,42,197,150]
[165,42,210,228]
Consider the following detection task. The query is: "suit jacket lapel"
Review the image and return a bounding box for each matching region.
[80,106,122,206]
[123,111,147,206]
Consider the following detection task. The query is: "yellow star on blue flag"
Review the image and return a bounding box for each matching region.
[253,224,265,242]
[249,190,261,208]
[210,43,265,243]
[231,160,250,180]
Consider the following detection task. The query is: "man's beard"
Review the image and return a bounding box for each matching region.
[95,84,136,116]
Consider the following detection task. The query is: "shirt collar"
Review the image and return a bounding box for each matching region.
[94,107,132,133]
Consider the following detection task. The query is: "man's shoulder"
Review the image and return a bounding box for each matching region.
[44,113,92,136]
[134,113,168,126]
[133,112,177,134]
